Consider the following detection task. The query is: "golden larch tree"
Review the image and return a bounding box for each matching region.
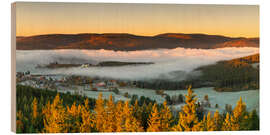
[32,98,38,121]
[213,110,222,131]
[123,100,143,132]
[133,99,143,123]
[160,101,173,131]
[94,93,105,132]
[172,86,202,131]
[147,103,161,132]
[42,94,68,133]
[115,101,124,132]
[231,97,247,130]
[202,112,215,131]
[80,98,95,132]
[104,95,116,132]
[66,102,82,132]
[222,113,232,131]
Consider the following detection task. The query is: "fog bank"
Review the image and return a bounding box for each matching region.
[16,47,259,80]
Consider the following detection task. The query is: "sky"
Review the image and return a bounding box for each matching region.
[15,2,259,38]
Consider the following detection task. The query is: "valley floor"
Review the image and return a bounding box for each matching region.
[17,73,259,113]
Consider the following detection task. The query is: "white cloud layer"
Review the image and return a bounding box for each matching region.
[16,47,259,81]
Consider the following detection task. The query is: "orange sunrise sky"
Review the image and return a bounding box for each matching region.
[15,2,259,38]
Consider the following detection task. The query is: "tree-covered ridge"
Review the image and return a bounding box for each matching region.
[133,53,259,91]
[196,54,259,91]
[229,53,259,64]
[16,33,259,51]
[16,85,259,133]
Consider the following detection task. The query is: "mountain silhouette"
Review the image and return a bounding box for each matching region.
[16,33,259,51]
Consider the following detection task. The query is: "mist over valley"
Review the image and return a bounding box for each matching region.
[16,47,259,81]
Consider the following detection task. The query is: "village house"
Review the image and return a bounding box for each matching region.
[83,79,120,91]
[80,63,91,68]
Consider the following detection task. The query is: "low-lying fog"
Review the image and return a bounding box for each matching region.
[16,47,259,81]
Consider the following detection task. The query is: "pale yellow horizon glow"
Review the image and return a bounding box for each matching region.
[15,2,259,38]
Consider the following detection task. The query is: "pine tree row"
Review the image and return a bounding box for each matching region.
[16,86,259,133]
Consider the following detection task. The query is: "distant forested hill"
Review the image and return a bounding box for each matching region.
[135,54,259,91]
[196,53,259,91]
[16,33,259,51]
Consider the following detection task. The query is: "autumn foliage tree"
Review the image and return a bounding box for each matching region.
[80,99,95,132]
[173,86,202,131]
[230,97,248,130]
[42,94,68,133]
[202,112,215,131]
[222,113,232,131]
[213,110,222,130]
[104,95,116,132]
[122,101,144,132]
[160,101,173,131]
[32,98,38,120]
[147,103,161,132]
[94,93,105,132]
[93,94,143,132]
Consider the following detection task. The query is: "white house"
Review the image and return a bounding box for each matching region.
[81,64,91,68]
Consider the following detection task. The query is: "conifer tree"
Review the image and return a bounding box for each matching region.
[94,93,105,132]
[16,84,260,133]
[16,110,25,133]
[247,109,259,130]
[160,101,173,131]
[213,110,222,131]
[204,112,215,131]
[66,102,82,132]
[231,97,247,130]
[31,97,39,132]
[32,98,38,120]
[240,113,251,130]
[147,103,161,132]
[115,101,124,132]
[42,94,68,133]
[141,102,150,131]
[201,115,207,131]
[123,101,143,132]
[222,113,232,131]
[67,102,81,117]
[172,86,202,131]
[133,99,143,123]
[104,95,116,132]
[80,98,95,132]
